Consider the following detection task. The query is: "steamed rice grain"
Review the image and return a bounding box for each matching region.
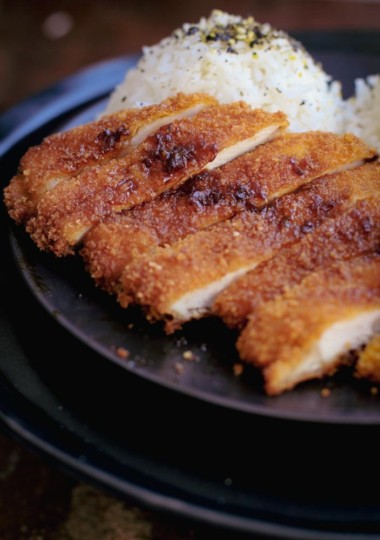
[345,75,380,151]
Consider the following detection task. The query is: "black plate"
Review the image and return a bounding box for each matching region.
[1,33,380,539]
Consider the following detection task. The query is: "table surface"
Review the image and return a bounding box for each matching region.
[1,1,380,539]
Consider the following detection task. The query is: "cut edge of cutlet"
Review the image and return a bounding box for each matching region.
[236,253,380,396]
[212,193,380,329]
[81,131,376,295]
[117,161,380,333]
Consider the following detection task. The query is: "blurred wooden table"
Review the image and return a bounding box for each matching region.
[1,1,380,539]
[2,0,380,113]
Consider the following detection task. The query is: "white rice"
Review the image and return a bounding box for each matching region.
[104,10,380,151]
[345,75,380,151]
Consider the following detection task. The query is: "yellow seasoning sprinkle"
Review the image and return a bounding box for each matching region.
[183,350,195,361]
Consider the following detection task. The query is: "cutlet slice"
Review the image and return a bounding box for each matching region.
[213,194,380,329]
[237,254,380,395]
[27,105,287,256]
[355,334,380,383]
[118,161,379,332]
[82,132,373,293]
[4,93,217,224]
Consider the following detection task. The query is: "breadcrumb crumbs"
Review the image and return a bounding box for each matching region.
[116,347,129,359]
[233,363,244,376]
[183,350,195,361]
[321,387,331,398]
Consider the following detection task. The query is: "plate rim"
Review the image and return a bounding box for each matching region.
[9,229,380,427]
[0,378,379,540]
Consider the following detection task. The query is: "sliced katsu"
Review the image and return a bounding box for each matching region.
[237,253,380,395]
[4,93,218,224]
[26,104,287,255]
[213,194,380,329]
[82,131,374,293]
[118,160,380,333]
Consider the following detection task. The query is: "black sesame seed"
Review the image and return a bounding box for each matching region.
[186,26,199,36]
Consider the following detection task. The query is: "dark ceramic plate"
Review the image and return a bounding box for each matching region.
[1,33,380,539]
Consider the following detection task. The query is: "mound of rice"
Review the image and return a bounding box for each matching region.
[344,75,380,151]
[104,10,380,150]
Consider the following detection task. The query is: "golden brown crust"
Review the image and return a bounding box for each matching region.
[26,105,287,256]
[237,253,380,395]
[118,161,379,329]
[3,93,218,224]
[81,219,160,293]
[213,195,380,328]
[355,335,380,382]
[3,175,33,224]
[82,131,375,293]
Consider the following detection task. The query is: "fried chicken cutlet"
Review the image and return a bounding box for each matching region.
[213,194,380,329]
[26,104,287,255]
[82,132,374,293]
[4,93,217,224]
[118,160,380,333]
[237,253,380,395]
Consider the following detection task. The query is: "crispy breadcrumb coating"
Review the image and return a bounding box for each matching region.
[213,194,380,328]
[118,161,379,332]
[4,93,218,224]
[237,254,380,395]
[27,105,287,255]
[82,131,374,293]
